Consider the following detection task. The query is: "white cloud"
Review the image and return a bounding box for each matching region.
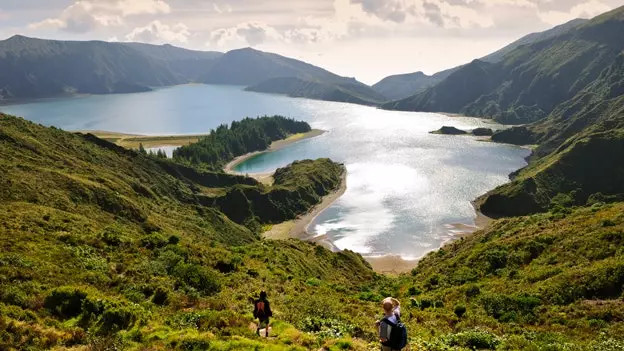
[125,20,190,43]
[28,0,171,33]
[538,0,612,25]
[208,21,283,48]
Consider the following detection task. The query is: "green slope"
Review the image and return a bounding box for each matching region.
[394,203,624,350]
[477,50,624,217]
[384,6,624,124]
[0,114,378,350]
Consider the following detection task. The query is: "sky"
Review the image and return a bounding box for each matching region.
[0,0,622,84]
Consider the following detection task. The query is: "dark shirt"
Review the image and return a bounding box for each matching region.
[253,299,273,319]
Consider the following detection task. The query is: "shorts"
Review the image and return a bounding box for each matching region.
[258,318,270,329]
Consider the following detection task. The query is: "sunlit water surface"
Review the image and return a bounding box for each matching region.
[1,85,530,259]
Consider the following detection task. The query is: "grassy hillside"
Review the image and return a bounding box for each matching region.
[477,50,624,217]
[395,203,624,350]
[0,114,384,350]
[384,6,624,124]
[3,109,624,350]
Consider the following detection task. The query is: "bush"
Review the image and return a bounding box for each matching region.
[173,263,221,296]
[140,233,168,249]
[408,287,422,296]
[176,338,211,351]
[44,287,88,318]
[444,329,500,349]
[454,304,467,318]
[1,286,29,308]
[480,293,541,323]
[466,285,481,298]
[152,286,170,306]
[306,278,321,286]
[98,305,140,333]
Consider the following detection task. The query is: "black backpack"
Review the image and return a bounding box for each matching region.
[382,316,408,350]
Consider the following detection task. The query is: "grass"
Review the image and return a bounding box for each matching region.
[2,113,624,350]
[83,131,206,149]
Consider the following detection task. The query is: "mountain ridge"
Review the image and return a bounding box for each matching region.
[373,18,588,101]
[383,7,624,124]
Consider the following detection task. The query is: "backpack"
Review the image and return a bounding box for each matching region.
[382,316,408,350]
[254,300,267,319]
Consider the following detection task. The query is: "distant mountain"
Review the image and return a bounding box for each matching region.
[0,35,222,99]
[200,47,385,104]
[372,70,454,101]
[245,77,387,105]
[374,18,587,101]
[0,37,385,106]
[383,10,623,124]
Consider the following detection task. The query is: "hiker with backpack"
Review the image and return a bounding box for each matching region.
[378,297,408,350]
[253,291,273,337]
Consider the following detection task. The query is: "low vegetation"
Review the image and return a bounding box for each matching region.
[173,115,311,170]
[2,112,624,350]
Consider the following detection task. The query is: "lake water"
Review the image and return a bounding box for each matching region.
[1,84,530,260]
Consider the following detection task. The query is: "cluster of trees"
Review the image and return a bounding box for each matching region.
[138,143,168,159]
[173,115,311,169]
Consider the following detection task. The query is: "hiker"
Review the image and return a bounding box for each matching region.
[378,297,408,351]
[253,291,273,337]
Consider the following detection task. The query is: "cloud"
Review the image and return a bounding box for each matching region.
[125,20,190,43]
[538,0,612,25]
[212,3,233,14]
[350,0,410,23]
[208,21,283,48]
[28,0,171,33]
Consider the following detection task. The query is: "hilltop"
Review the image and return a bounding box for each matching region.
[383,7,623,124]
[0,37,385,106]
[373,18,587,101]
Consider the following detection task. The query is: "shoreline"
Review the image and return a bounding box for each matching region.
[263,171,347,241]
[364,209,493,275]
[223,129,326,179]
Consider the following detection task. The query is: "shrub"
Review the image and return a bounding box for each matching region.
[99,226,125,246]
[408,287,422,296]
[306,278,321,286]
[1,286,29,308]
[98,306,140,333]
[444,329,500,349]
[454,304,467,318]
[44,287,88,318]
[176,338,211,351]
[173,263,221,296]
[480,293,541,323]
[152,287,170,306]
[466,285,481,298]
[140,232,168,249]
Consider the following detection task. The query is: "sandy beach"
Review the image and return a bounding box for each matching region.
[263,171,347,240]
